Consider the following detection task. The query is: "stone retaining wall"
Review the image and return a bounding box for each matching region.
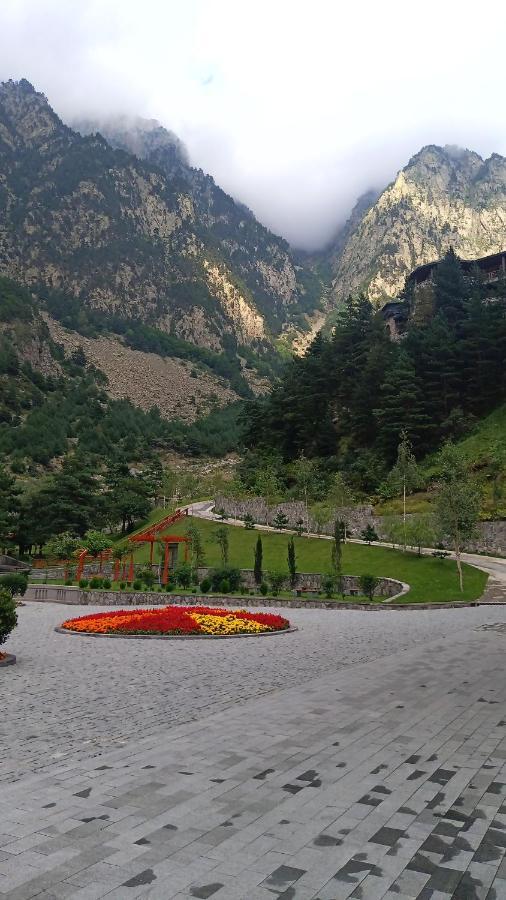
[214,496,505,554]
[215,495,376,537]
[196,568,402,597]
[25,574,406,607]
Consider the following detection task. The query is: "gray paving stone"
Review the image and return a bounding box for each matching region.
[3,602,506,898]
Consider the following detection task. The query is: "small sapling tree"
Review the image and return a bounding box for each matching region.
[272,511,289,531]
[361,524,379,544]
[359,574,380,602]
[386,431,422,550]
[434,442,481,592]
[213,526,229,566]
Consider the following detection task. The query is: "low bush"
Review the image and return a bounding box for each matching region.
[220,578,231,593]
[78,578,89,588]
[119,581,126,589]
[132,580,142,590]
[89,576,103,589]
[174,562,192,589]
[267,572,285,596]
[209,567,242,592]
[321,575,336,598]
[359,574,380,601]
[0,573,28,597]
[0,587,17,647]
[165,583,173,591]
[260,582,268,596]
[138,568,156,588]
[102,578,111,589]
[64,579,74,586]
[200,577,211,593]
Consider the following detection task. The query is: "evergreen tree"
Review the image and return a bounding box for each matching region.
[0,464,20,550]
[433,248,467,323]
[331,518,343,576]
[25,455,105,540]
[272,511,289,530]
[287,536,297,587]
[374,350,430,460]
[253,535,263,585]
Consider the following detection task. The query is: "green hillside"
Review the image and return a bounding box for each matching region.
[127,514,487,604]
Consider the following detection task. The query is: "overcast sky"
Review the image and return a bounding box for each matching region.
[1,0,505,249]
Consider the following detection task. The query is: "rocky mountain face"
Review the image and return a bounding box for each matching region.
[0,79,320,355]
[330,145,506,306]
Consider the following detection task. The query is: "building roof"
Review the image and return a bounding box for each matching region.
[408,249,506,284]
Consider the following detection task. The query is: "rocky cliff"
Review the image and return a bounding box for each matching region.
[0,79,321,354]
[330,145,506,305]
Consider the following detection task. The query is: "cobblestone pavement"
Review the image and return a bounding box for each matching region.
[2,603,506,897]
[2,603,506,784]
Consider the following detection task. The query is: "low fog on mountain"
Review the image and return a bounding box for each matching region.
[1,0,505,249]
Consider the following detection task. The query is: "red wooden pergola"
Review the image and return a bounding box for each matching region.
[75,548,112,582]
[74,509,189,586]
[128,508,190,585]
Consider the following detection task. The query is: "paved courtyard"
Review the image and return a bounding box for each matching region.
[2,601,506,898]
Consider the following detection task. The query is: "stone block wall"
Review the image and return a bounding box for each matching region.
[215,495,506,555]
[25,572,406,607]
[215,495,378,537]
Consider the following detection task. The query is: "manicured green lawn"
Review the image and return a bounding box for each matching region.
[129,514,487,604]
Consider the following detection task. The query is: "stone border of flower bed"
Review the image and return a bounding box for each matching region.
[54,625,297,640]
[0,653,16,666]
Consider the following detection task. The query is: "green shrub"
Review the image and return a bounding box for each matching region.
[359,574,380,601]
[0,588,17,646]
[78,578,89,588]
[174,562,192,589]
[361,524,379,544]
[200,577,211,593]
[209,567,241,592]
[321,575,336,599]
[260,582,268,596]
[119,581,126,589]
[219,578,231,593]
[0,573,28,597]
[132,580,142,590]
[267,572,285,596]
[89,576,103,589]
[102,578,111,589]
[64,579,73,586]
[139,567,156,588]
[165,583,173,592]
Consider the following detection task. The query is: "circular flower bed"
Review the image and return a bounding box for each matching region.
[60,605,290,638]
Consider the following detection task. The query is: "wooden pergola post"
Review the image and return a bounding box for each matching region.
[162,542,170,585]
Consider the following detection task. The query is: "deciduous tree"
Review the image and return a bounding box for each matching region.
[434,443,481,591]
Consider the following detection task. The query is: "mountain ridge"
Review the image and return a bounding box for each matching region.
[0,78,321,358]
[328,143,506,306]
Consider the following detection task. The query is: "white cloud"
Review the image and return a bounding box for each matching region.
[1,0,505,248]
